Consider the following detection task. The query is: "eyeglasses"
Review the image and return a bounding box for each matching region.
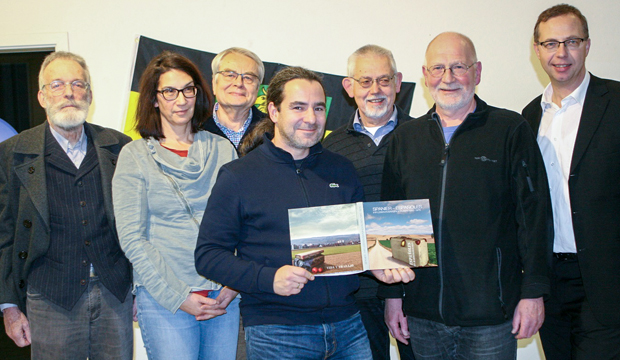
[538,38,587,51]
[42,80,90,96]
[216,71,259,86]
[157,86,198,101]
[349,75,395,88]
[425,63,475,78]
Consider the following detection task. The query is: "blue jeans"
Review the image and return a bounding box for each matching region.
[27,277,133,360]
[136,287,240,360]
[407,316,516,360]
[245,313,372,360]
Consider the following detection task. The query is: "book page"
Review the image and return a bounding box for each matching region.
[289,203,365,276]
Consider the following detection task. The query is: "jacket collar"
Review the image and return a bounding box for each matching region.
[428,95,489,125]
[13,122,120,156]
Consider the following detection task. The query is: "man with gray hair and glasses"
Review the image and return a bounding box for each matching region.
[523,4,620,359]
[323,44,415,360]
[379,32,552,360]
[0,51,133,359]
[203,47,266,154]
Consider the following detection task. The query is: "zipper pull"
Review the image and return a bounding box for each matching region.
[440,144,449,167]
[521,160,535,192]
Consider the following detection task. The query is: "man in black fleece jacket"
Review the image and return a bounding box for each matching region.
[380,32,552,360]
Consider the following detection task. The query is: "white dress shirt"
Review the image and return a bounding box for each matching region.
[537,72,590,253]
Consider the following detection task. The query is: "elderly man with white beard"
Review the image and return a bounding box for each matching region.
[0,51,133,360]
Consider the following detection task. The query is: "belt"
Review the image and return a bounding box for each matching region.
[553,252,577,261]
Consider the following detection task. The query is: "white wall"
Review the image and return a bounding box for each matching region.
[3,0,619,358]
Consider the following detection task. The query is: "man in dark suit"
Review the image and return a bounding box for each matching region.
[323,44,415,360]
[0,51,133,359]
[522,4,620,359]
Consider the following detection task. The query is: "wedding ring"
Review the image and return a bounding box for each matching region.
[297,282,301,289]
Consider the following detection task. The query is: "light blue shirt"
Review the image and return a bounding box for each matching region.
[352,106,398,145]
[212,102,253,148]
[49,125,88,168]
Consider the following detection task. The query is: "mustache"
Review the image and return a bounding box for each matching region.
[366,96,388,103]
[297,125,320,131]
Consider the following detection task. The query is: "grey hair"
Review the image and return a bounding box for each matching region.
[38,51,91,89]
[211,47,265,83]
[347,45,397,77]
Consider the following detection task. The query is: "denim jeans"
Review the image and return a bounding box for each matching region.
[407,316,516,360]
[136,287,240,360]
[245,312,372,360]
[27,277,133,360]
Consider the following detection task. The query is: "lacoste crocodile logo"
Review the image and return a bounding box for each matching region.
[329,183,340,188]
[474,156,497,163]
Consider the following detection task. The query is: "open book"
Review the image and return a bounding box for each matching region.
[289,199,437,276]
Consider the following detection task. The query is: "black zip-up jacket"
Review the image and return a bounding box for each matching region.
[195,134,365,327]
[378,96,552,326]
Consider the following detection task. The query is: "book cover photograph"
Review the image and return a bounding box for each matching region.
[289,199,437,276]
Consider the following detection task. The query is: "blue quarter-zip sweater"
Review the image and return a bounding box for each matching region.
[195,134,365,327]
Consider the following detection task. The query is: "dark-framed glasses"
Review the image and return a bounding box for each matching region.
[216,71,259,86]
[349,75,395,88]
[42,80,90,96]
[426,63,475,78]
[157,86,198,101]
[538,38,587,51]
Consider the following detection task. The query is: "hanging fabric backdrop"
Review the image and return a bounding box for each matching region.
[123,36,415,139]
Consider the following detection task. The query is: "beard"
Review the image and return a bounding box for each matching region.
[431,85,475,112]
[45,96,90,131]
[360,95,390,120]
[276,121,324,150]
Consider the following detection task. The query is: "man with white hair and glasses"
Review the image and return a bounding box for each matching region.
[0,51,133,359]
[204,47,266,154]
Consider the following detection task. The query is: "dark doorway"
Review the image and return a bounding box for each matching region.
[0,51,52,133]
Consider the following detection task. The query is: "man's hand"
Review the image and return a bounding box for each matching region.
[512,297,544,339]
[273,265,314,296]
[371,268,415,284]
[180,293,226,319]
[385,298,410,344]
[3,307,31,347]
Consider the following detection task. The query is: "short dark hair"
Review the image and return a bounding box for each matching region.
[135,51,213,140]
[266,66,325,115]
[534,4,589,43]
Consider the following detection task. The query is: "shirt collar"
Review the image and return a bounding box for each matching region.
[352,106,398,132]
[212,102,253,132]
[541,71,591,110]
[49,124,87,153]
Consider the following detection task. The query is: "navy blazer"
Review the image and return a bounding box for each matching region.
[522,74,620,326]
